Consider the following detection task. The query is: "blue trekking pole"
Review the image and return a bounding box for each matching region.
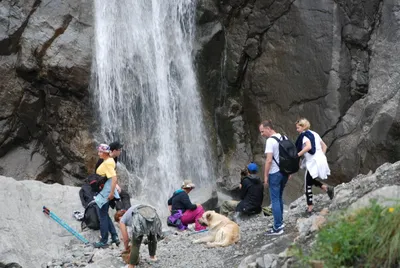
[188,229,208,236]
[43,206,89,244]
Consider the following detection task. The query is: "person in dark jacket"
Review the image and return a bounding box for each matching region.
[167,180,206,231]
[220,163,264,219]
[95,141,132,211]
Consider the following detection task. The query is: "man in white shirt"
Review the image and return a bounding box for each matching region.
[259,120,288,235]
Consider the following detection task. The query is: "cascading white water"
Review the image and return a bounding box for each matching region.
[92,0,215,210]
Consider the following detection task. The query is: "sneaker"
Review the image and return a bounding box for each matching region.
[327,186,335,200]
[93,241,109,248]
[111,235,120,246]
[267,223,285,229]
[265,228,284,236]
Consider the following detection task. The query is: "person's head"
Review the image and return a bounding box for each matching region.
[295,118,311,133]
[109,141,123,157]
[114,209,127,223]
[247,162,258,174]
[181,180,195,193]
[259,120,275,138]
[97,144,111,159]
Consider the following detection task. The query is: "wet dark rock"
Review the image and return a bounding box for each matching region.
[0,0,96,184]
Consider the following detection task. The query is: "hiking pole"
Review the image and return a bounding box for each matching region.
[187,229,208,236]
[43,206,89,244]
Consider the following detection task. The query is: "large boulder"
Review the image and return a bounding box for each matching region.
[0,0,96,184]
[326,0,400,182]
[0,176,87,267]
[196,0,400,197]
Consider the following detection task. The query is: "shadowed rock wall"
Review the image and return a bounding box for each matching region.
[0,0,96,184]
[196,0,400,199]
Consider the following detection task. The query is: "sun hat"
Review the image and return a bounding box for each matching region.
[97,144,110,153]
[181,180,196,189]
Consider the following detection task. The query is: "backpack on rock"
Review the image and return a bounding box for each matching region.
[81,200,100,230]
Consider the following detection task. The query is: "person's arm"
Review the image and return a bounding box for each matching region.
[297,140,312,157]
[108,176,117,200]
[264,153,273,186]
[103,159,118,200]
[240,179,250,200]
[120,222,130,251]
[182,193,197,210]
[321,140,327,154]
[167,196,173,211]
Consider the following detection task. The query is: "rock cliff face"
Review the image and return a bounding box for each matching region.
[0,0,399,192]
[0,0,96,184]
[196,0,400,191]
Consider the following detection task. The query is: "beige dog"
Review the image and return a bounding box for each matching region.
[192,210,240,247]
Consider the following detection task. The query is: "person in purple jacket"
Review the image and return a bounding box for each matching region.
[167,180,206,231]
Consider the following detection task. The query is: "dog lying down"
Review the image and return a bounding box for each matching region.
[192,210,240,247]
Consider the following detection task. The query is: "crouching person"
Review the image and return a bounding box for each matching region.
[115,205,162,268]
[167,180,206,231]
[220,163,264,221]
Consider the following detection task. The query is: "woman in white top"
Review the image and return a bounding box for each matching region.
[295,118,334,214]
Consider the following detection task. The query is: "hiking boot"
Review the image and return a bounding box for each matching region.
[268,223,285,230]
[93,241,109,249]
[266,228,284,236]
[327,186,335,200]
[111,235,120,246]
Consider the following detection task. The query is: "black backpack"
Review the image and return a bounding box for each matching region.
[87,174,108,193]
[79,184,96,208]
[271,135,300,175]
[81,201,100,230]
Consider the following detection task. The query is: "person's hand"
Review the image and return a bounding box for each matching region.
[116,184,122,193]
[168,205,172,211]
[288,175,293,180]
[264,178,269,187]
[108,193,114,200]
[196,204,202,207]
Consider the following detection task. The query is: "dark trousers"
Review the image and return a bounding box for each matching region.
[130,234,157,265]
[305,171,323,206]
[116,189,132,211]
[97,202,117,244]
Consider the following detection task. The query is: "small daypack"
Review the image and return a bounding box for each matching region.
[79,183,96,208]
[87,174,108,193]
[271,135,300,175]
[81,200,100,230]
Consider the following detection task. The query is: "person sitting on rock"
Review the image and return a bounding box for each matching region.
[114,205,162,268]
[95,141,132,211]
[167,180,206,231]
[295,118,334,215]
[220,162,264,221]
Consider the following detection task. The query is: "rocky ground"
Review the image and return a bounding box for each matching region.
[2,161,400,268]
[44,213,297,268]
[44,161,400,268]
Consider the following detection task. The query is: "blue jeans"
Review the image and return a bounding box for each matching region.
[269,171,288,230]
[97,202,117,244]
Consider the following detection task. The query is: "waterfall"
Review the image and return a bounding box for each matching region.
[92,0,215,210]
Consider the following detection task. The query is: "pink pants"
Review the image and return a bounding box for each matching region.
[180,205,206,231]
